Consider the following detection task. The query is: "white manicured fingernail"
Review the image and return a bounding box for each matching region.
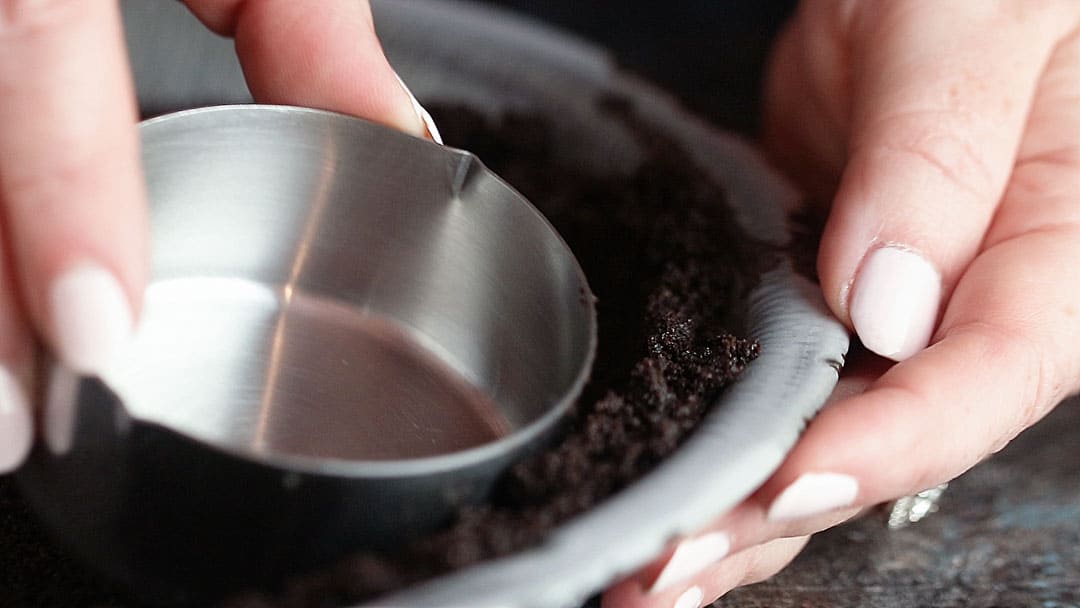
[849,246,941,361]
[49,262,133,376]
[767,472,859,522]
[0,367,32,472]
[394,73,443,144]
[672,585,704,608]
[650,532,731,593]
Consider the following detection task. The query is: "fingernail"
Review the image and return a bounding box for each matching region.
[767,472,859,522]
[650,532,731,593]
[849,246,941,361]
[672,585,704,608]
[0,367,32,473]
[394,73,443,144]
[49,262,133,376]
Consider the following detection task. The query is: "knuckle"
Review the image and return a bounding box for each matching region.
[875,121,997,202]
[941,320,1061,454]
[1011,144,1080,201]
[2,148,102,208]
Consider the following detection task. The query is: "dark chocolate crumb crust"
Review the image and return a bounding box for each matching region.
[0,98,769,608]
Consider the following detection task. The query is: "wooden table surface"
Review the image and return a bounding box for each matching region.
[714,397,1080,608]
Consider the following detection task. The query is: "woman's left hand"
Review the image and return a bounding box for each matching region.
[0,0,431,473]
[605,1,1080,606]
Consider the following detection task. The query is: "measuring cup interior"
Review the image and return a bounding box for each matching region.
[110,106,596,466]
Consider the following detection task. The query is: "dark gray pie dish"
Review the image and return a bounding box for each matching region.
[17,1,849,607]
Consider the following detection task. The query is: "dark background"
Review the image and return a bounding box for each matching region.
[474,1,798,135]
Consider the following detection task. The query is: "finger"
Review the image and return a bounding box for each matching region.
[604,536,810,608]
[0,1,146,375]
[183,0,437,140]
[0,226,33,472]
[817,1,1078,361]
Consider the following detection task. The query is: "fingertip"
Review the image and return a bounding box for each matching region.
[392,72,443,144]
[218,0,431,140]
[816,183,944,362]
[0,366,33,473]
[47,261,134,376]
[814,200,871,328]
[849,246,942,361]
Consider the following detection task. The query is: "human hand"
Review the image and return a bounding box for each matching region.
[606,1,1080,605]
[0,0,432,472]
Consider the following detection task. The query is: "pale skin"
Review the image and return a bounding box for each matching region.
[2,1,1078,606]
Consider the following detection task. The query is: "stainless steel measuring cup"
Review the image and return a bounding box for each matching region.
[17,105,596,603]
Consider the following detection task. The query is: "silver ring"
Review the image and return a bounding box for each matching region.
[884,483,948,529]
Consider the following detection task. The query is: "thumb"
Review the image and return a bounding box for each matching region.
[817,2,1068,360]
